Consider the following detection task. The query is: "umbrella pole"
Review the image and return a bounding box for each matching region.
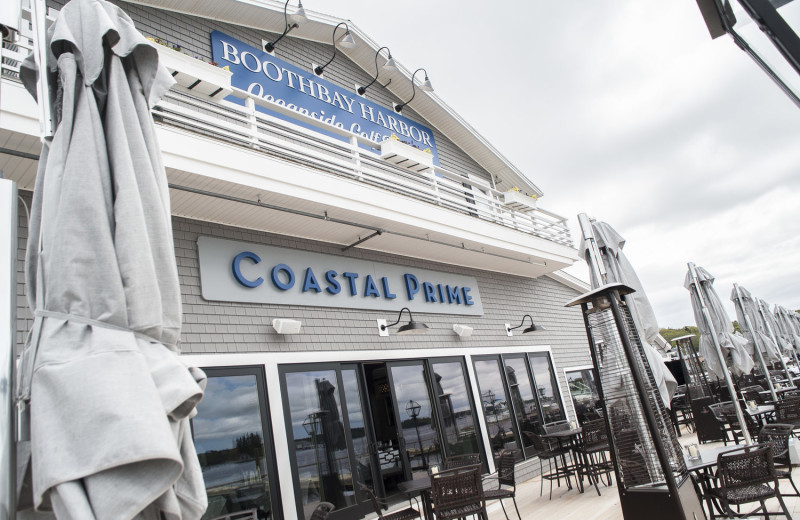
[578,213,607,284]
[733,284,778,402]
[687,263,752,445]
[0,177,17,519]
[758,301,796,388]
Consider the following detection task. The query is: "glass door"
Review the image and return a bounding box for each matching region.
[386,361,444,481]
[280,364,372,520]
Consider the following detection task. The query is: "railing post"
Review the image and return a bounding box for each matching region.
[349,136,363,181]
[245,97,258,149]
[0,176,17,520]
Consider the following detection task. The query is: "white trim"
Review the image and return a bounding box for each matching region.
[562,364,597,420]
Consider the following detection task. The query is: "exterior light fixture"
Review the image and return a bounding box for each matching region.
[453,324,473,337]
[263,0,308,53]
[505,314,544,336]
[356,46,397,95]
[314,21,356,76]
[379,307,429,335]
[273,318,302,334]
[394,68,433,113]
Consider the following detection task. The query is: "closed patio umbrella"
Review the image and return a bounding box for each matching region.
[731,284,778,401]
[685,263,753,444]
[578,215,677,408]
[17,0,207,517]
[776,305,800,354]
[756,298,795,385]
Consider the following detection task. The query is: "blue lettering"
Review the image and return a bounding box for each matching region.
[404,274,420,300]
[381,277,397,299]
[325,270,341,294]
[462,287,474,306]
[363,275,380,298]
[423,282,437,303]
[232,251,263,288]
[271,263,295,290]
[343,272,359,296]
[302,267,322,293]
[437,284,445,303]
[447,285,462,304]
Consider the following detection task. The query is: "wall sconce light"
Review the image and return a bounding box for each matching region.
[453,324,473,337]
[505,315,545,336]
[263,0,308,53]
[394,68,433,113]
[314,21,356,76]
[379,307,429,336]
[356,46,397,96]
[273,318,302,334]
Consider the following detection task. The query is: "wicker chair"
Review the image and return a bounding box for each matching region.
[741,384,768,405]
[759,423,800,497]
[773,396,800,432]
[526,431,573,499]
[708,443,791,519]
[359,484,420,520]
[707,402,737,445]
[721,408,761,445]
[482,450,521,520]
[430,466,487,520]
[574,418,613,496]
[442,453,481,470]
[309,502,335,520]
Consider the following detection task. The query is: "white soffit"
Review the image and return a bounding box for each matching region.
[124,0,544,197]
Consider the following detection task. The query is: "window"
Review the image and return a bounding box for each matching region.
[529,352,566,424]
[473,358,520,459]
[565,366,602,424]
[192,367,279,520]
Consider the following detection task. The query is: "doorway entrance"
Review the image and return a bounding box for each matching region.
[279,358,483,519]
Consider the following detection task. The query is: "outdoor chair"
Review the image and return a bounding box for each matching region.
[670,390,694,435]
[443,453,481,470]
[482,450,521,520]
[759,423,800,497]
[721,408,761,445]
[773,396,800,433]
[309,502,335,520]
[707,402,737,445]
[707,443,791,519]
[574,418,613,496]
[209,510,259,520]
[741,384,768,405]
[526,431,574,499]
[359,484,420,520]
[430,466,488,520]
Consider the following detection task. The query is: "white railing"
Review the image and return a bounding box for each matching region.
[154,86,573,247]
[1,35,573,248]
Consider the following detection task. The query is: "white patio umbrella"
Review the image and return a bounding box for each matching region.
[756,298,795,385]
[685,263,753,444]
[17,0,207,517]
[578,215,677,408]
[731,284,778,401]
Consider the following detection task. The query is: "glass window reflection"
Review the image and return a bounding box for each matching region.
[529,353,566,424]
[192,374,274,520]
[566,368,602,425]
[473,358,520,459]
[503,356,542,455]
[430,361,481,458]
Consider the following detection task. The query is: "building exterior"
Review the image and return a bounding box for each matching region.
[1,1,598,519]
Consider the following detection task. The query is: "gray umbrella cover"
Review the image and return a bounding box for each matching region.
[775,305,800,353]
[18,0,207,518]
[758,299,793,354]
[579,220,677,408]
[730,285,781,362]
[684,267,753,378]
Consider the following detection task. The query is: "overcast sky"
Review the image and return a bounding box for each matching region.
[320,0,800,328]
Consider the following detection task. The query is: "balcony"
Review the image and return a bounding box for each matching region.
[1,34,577,278]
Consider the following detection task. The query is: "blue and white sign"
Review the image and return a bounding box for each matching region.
[198,236,483,315]
[211,31,440,165]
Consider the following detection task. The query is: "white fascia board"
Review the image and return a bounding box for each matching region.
[157,125,576,265]
[546,270,591,294]
[0,80,41,137]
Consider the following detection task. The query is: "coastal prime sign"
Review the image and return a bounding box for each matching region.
[211,31,440,165]
[198,236,483,315]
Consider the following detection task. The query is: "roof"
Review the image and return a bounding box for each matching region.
[124,0,545,197]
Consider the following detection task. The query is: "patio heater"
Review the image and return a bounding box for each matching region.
[568,216,704,519]
[673,334,726,444]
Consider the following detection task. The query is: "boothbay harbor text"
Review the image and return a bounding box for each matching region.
[212,31,440,162]
[197,237,483,315]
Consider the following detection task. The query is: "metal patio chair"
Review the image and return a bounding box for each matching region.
[359,484,420,520]
[759,423,800,497]
[430,465,488,520]
[482,449,521,520]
